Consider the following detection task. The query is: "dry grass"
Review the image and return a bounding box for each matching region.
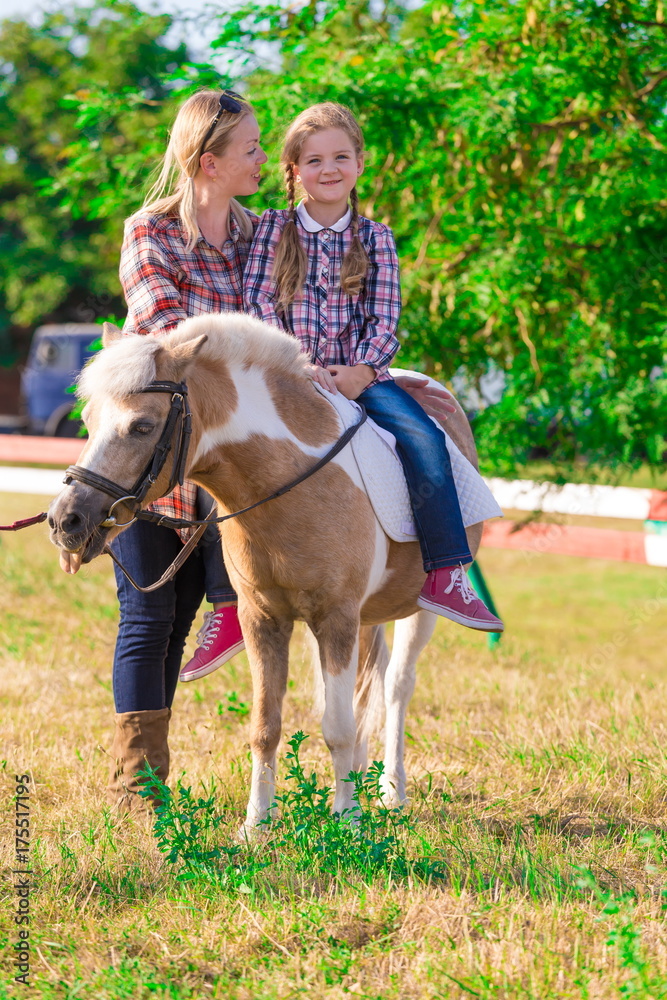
[1,490,666,999]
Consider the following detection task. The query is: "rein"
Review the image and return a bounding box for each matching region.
[59,378,368,593]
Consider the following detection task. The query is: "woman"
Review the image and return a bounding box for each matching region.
[109,90,266,811]
[108,89,454,812]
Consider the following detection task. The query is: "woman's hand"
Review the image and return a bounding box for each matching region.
[305,363,338,393]
[326,364,375,400]
[393,375,457,421]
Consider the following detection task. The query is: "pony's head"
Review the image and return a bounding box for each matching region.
[47,321,207,567]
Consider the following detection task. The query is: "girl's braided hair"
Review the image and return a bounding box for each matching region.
[271,103,370,311]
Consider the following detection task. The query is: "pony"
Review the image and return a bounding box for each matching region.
[47,313,483,835]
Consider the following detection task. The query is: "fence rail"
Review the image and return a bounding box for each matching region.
[1,435,665,567]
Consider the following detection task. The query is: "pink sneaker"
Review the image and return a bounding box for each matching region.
[417,565,504,632]
[179,607,245,682]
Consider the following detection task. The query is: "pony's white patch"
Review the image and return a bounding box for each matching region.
[193,364,341,462]
[79,399,137,484]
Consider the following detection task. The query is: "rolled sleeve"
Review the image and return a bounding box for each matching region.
[352,225,401,374]
[120,218,188,336]
[243,211,288,330]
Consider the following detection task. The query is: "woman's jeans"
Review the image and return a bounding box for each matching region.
[111,489,235,713]
[358,381,472,571]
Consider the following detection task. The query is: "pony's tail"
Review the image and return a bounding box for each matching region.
[271,162,308,311]
[353,624,390,742]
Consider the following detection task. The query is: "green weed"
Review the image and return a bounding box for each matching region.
[137,767,265,891]
[216,691,250,719]
[140,733,443,891]
[264,731,444,883]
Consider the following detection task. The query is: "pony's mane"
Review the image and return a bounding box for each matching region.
[77,312,308,402]
[161,312,307,376]
[77,334,161,402]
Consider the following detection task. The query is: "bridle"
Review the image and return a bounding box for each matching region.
[60,377,367,592]
[64,380,192,530]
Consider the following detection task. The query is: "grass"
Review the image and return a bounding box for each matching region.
[1,489,666,998]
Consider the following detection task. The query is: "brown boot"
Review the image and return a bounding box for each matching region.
[107,708,171,814]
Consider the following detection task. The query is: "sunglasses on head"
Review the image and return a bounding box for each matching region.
[198,90,244,160]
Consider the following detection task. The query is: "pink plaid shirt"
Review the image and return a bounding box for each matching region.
[119,209,257,536]
[243,203,401,383]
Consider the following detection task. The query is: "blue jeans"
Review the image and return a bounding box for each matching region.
[358,381,471,571]
[111,489,235,713]
[197,489,236,606]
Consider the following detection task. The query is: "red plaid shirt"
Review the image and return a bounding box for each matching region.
[119,209,257,536]
[243,203,401,383]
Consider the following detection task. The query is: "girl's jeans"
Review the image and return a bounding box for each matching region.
[111,488,235,713]
[358,380,472,571]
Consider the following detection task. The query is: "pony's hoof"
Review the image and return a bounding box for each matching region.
[379,779,407,810]
[236,823,257,843]
[236,821,269,844]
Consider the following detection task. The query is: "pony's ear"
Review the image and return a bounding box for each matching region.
[102,322,122,348]
[170,334,208,370]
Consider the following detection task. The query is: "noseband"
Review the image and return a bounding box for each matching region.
[63,381,191,529]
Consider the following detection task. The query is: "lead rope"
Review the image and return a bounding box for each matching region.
[0,512,48,531]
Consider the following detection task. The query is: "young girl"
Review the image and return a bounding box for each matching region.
[244,102,503,632]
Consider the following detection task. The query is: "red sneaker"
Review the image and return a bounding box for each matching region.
[179,607,245,682]
[417,565,504,633]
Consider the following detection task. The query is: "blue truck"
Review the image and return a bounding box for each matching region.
[20,324,101,436]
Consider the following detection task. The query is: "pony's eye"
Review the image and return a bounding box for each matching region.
[131,421,155,435]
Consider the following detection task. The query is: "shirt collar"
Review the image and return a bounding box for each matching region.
[194,210,240,248]
[296,200,352,233]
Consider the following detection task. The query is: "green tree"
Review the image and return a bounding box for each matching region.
[0,0,186,358]
[6,0,667,477]
[211,0,667,475]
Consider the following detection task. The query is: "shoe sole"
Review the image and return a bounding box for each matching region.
[416,596,504,633]
[179,640,246,682]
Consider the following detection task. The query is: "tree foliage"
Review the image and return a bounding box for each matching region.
[0,1,186,347]
[2,0,666,476]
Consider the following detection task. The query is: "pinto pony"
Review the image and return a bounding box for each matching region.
[48,314,482,833]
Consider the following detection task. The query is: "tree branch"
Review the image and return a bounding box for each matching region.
[635,69,667,98]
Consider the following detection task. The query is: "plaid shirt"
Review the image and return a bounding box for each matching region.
[243,204,401,383]
[119,209,257,536]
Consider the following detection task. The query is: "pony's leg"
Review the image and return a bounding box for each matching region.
[381,609,437,807]
[313,611,360,817]
[353,736,368,773]
[239,611,293,836]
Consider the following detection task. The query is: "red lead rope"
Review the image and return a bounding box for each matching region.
[0,511,48,531]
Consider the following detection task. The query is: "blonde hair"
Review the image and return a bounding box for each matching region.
[133,90,255,251]
[272,102,370,310]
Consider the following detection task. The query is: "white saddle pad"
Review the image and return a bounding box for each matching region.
[315,374,503,543]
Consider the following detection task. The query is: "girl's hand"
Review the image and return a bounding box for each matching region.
[305,363,338,393]
[326,364,375,400]
[393,375,457,421]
